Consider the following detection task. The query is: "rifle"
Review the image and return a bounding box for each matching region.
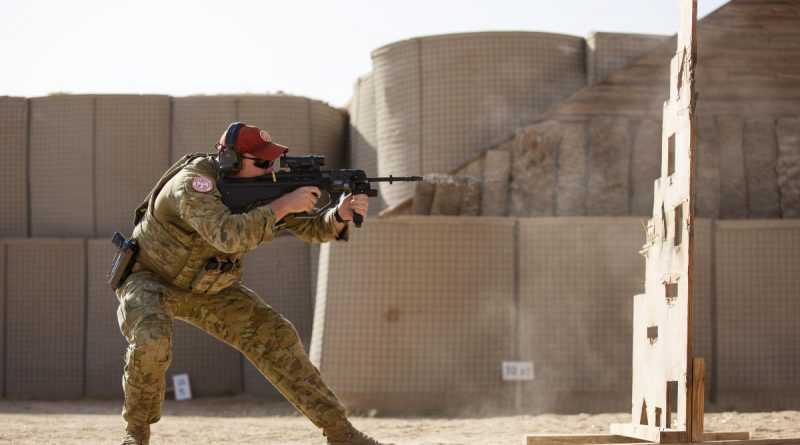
[216,155,422,228]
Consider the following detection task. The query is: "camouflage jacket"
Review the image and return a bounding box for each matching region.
[131,154,348,293]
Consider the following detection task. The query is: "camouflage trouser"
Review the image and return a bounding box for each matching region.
[116,270,347,429]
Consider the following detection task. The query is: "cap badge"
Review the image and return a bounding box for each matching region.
[191,177,214,193]
[259,130,270,142]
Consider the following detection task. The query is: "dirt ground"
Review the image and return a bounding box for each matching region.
[0,396,798,445]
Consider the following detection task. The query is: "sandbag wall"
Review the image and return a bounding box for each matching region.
[310,216,798,414]
[0,93,345,400]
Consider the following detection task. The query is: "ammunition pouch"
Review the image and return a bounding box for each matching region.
[107,233,139,290]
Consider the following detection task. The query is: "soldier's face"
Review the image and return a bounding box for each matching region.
[235,157,274,178]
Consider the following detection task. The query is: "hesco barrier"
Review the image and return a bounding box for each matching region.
[585,32,668,84]
[28,95,171,239]
[29,96,96,237]
[491,114,800,219]
[171,96,237,162]
[86,239,128,398]
[0,97,28,237]
[95,96,171,238]
[310,217,798,414]
[349,74,383,216]
[715,220,800,409]
[516,218,642,412]
[311,217,517,413]
[0,218,798,408]
[4,239,86,399]
[241,235,314,397]
[371,32,587,209]
[0,242,5,393]
[4,94,346,239]
[172,95,346,167]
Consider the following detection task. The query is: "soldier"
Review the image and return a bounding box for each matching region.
[115,122,390,445]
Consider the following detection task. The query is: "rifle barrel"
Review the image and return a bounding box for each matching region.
[368,175,423,184]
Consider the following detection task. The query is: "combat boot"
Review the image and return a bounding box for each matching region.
[323,419,392,445]
[120,424,150,445]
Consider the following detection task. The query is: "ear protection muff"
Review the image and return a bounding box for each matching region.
[215,122,246,176]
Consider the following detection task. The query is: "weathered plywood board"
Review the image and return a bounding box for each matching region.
[625,0,700,440]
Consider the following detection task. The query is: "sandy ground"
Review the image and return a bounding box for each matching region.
[0,396,798,445]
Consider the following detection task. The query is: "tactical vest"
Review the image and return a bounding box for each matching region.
[132,154,244,294]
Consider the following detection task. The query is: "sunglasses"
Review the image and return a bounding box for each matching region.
[241,155,274,169]
[215,143,274,169]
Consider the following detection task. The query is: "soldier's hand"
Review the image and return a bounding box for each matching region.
[336,193,369,222]
[269,186,321,220]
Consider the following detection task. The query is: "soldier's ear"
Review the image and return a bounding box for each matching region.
[215,148,242,175]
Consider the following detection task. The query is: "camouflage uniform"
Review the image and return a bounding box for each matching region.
[116,155,349,432]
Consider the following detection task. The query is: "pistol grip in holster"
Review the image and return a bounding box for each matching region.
[107,232,139,290]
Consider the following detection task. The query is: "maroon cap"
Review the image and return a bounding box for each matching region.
[222,124,289,161]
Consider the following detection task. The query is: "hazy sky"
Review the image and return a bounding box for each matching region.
[1,0,729,107]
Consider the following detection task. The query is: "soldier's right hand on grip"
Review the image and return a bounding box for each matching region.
[269,186,321,220]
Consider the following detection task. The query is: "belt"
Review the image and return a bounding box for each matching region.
[204,258,239,273]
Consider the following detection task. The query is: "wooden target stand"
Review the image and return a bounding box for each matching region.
[526,1,799,444]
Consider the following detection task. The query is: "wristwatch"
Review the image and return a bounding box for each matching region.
[334,208,347,224]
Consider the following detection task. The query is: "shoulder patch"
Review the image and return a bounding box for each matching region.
[191,176,214,193]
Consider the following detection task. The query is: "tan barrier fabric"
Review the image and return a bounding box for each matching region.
[419,33,585,175]
[171,96,237,162]
[373,39,422,209]
[312,217,516,413]
[168,322,243,398]
[85,239,128,399]
[744,118,781,218]
[585,32,669,84]
[692,219,714,399]
[777,117,800,217]
[0,219,795,408]
[237,96,313,153]
[238,96,346,167]
[696,115,722,219]
[309,100,346,169]
[0,242,5,395]
[715,220,800,394]
[4,239,85,398]
[0,97,28,237]
[517,218,643,412]
[554,122,588,216]
[716,117,748,219]
[95,95,171,238]
[241,235,313,396]
[349,75,376,172]
[29,96,95,237]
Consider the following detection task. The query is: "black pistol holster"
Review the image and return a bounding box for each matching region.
[107,232,139,290]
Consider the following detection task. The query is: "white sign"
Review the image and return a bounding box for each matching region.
[502,361,535,381]
[173,373,193,401]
